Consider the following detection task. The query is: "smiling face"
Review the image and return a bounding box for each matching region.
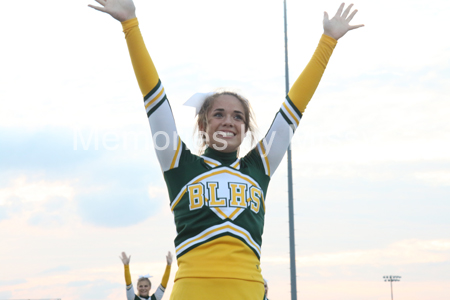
[201,94,247,153]
[137,278,151,297]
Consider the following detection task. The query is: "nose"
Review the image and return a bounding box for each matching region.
[222,114,234,126]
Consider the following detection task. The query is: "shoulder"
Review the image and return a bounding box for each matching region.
[151,284,165,300]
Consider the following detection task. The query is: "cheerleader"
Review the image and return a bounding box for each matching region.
[120,251,173,300]
[90,1,363,299]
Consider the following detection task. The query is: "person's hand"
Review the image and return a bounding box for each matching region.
[323,3,364,40]
[120,251,131,265]
[88,0,136,22]
[166,251,173,265]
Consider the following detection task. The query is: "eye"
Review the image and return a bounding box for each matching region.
[234,114,244,121]
[213,112,223,118]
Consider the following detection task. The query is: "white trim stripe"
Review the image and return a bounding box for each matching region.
[281,100,300,130]
[175,221,261,257]
[229,207,245,220]
[210,206,245,221]
[231,158,240,170]
[145,86,166,113]
[170,136,182,169]
[285,99,301,123]
[144,83,163,106]
[257,142,270,177]
[200,156,221,167]
[211,207,228,219]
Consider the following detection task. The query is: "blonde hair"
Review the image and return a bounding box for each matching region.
[137,277,151,288]
[195,91,257,154]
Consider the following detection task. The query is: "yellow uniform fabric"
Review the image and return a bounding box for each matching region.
[122,18,159,97]
[161,265,171,288]
[175,235,262,282]
[288,34,337,113]
[124,264,132,286]
[170,277,265,300]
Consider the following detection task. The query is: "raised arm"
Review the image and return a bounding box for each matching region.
[119,251,132,285]
[88,0,159,96]
[255,3,363,177]
[89,0,183,172]
[160,251,173,288]
[288,3,363,113]
[151,252,173,300]
[119,252,136,300]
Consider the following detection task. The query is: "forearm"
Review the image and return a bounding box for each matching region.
[160,264,171,288]
[121,18,180,172]
[121,18,160,97]
[124,264,132,286]
[288,34,337,113]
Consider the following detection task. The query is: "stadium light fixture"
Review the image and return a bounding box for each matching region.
[383,275,401,300]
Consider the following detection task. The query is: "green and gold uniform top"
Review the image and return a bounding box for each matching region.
[121,18,336,284]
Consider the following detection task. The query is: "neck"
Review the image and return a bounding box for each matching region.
[203,147,238,164]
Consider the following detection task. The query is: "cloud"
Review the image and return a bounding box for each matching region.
[25,196,74,228]
[0,125,168,227]
[264,239,450,267]
[40,266,72,275]
[263,239,450,269]
[68,279,121,300]
[0,196,25,222]
[0,177,74,205]
[67,280,92,287]
[0,126,163,183]
[0,127,102,176]
[0,290,12,299]
[0,279,27,287]
[0,208,7,222]
[0,175,164,228]
[0,178,75,224]
[414,171,450,187]
[75,186,161,228]
[28,213,65,228]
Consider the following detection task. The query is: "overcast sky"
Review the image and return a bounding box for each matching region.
[1,0,449,299]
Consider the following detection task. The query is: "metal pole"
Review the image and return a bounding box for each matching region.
[284,0,297,299]
[390,280,393,300]
[384,275,401,300]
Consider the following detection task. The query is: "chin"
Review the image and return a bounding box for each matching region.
[211,143,239,153]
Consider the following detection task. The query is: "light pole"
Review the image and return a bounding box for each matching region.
[383,275,401,300]
[283,0,298,299]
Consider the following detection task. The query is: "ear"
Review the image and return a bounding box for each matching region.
[242,123,249,134]
[199,120,208,133]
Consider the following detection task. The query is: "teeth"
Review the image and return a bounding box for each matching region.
[218,131,234,137]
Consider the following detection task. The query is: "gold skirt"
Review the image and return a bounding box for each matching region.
[170,277,265,300]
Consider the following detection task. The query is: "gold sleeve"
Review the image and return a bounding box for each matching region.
[121,18,160,97]
[287,34,337,114]
[124,264,132,286]
[160,264,172,288]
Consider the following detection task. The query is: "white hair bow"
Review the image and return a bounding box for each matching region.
[139,274,153,279]
[183,92,215,116]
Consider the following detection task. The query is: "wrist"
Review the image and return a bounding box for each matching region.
[323,31,338,41]
[322,33,338,42]
[120,12,136,22]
